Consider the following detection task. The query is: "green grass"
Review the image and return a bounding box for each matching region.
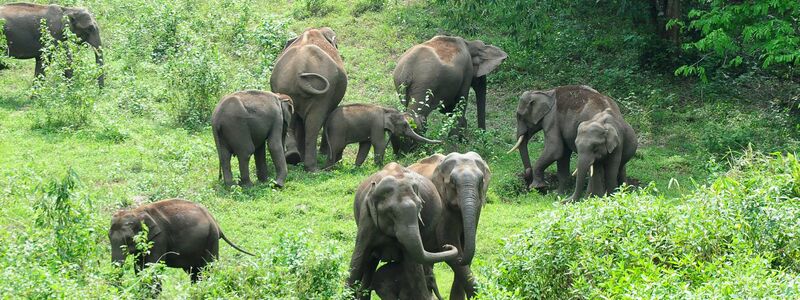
[0,0,797,298]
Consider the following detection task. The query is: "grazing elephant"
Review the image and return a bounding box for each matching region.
[392,35,507,152]
[323,103,441,169]
[348,163,459,299]
[508,85,623,194]
[270,27,347,172]
[109,199,254,282]
[0,3,104,86]
[569,108,637,202]
[409,152,491,300]
[211,90,294,188]
[371,261,444,300]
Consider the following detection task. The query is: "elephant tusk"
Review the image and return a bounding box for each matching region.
[418,212,425,227]
[572,169,577,176]
[590,165,594,177]
[507,136,524,154]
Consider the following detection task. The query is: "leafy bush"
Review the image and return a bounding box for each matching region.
[30,20,102,131]
[483,152,800,298]
[164,36,225,129]
[292,0,333,19]
[352,0,385,17]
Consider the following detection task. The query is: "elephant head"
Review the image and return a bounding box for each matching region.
[64,7,103,86]
[431,152,491,265]
[365,174,459,264]
[108,209,161,265]
[571,109,620,200]
[384,109,441,145]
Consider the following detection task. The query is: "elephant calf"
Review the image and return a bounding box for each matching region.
[570,108,637,202]
[109,198,254,282]
[212,90,293,187]
[322,103,440,169]
[371,261,444,300]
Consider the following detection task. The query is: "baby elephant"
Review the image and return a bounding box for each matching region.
[109,198,254,282]
[323,104,440,169]
[569,108,637,202]
[212,90,293,187]
[371,261,443,300]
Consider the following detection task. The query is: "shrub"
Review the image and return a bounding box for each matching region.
[164,36,225,129]
[292,0,333,20]
[482,151,800,299]
[352,0,385,17]
[30,19,102,131]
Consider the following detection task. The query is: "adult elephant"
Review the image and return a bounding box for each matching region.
[271,27,347,172]
[570,108,637,202]
[507,85,623,194]
[410,152,491,300]
[0,3,104,86]
[348,162,459,299]
[392,35,506,152]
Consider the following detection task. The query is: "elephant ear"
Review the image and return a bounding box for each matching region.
[432,156,457,203]
[382,108,401,133]
[525,92,555,126]
[138,212,162,241]
[467,40,508,77]
[319,27,337,48]
[603,123,619,154]
[283,37,298,51]
[366,177,395,228]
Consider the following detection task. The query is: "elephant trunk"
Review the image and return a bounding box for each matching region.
[405,129,441,144]
[569,156,594,202]
[94,46,104,87]
[110,240,126,266]
[457,181,481,266]
[396,223,459,264]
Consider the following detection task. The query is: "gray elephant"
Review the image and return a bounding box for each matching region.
[348,162,459,300]
[508,85,623,194]
[409,152,491,300]
[109,198,253,282]
[371,260,444,300]
[392,35,506,151]
[569,108,637,202]
[0,3,104,86]
[212,90,293,188]
[322,103,441,169]
[270,27,347,172]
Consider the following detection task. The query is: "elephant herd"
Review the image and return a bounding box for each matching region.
[2,4,639,299]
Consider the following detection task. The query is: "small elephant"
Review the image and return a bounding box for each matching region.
[392,35,507,152]
[271,27,347,172]
[508,85,623,194]
[569,108,637,202]
[409,152,491,300]
[0,3,104,85]
[109,198,254,282]
[348,162,459,300]
[211,90,293,188]
[371,261,444,300]
[322,103,441,169]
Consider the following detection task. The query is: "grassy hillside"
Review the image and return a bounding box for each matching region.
[0,0,797,298]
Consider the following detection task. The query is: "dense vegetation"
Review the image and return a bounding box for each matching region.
[0,0,796,298]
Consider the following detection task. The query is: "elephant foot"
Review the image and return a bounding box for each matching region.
[274,179,285,188]
[286,151,302,165]
[304,165,319,173]
[240,181,254,188]
[528,177,547,193]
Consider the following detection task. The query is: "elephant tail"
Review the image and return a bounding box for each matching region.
[220,232,255,256]
[298,72,330,95]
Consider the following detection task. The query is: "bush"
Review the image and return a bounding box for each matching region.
[352,0,385,17]
[30,20,102,131]
[482,151,800,299]
[164,36,225,129]
[292,0,333,19]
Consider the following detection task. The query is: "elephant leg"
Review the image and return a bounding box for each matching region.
[216,142,234,187]
[302,113,325,172]
[530,137,564,191]
[268,130,288,187]
[588,164,606,197]
[359,257,380,300]
[618,165,628,188]
[285,114,303,165]
[34,56,44,79]
[445,261,476,300]
[63,45,74,79]
[254,143,269,182]
[236,151,254,187]
[604,156,622,195]
[425,264,444,300]
[348,228,376,299]
[555,148,572,194]
[354,142,371,167]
